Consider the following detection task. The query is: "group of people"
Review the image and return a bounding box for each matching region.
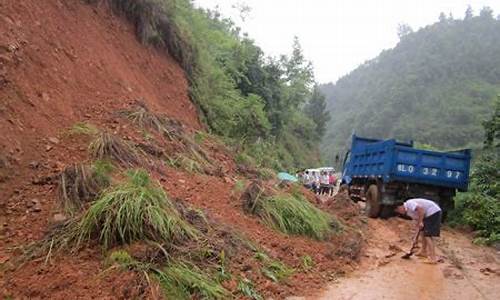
[298,169,337,196]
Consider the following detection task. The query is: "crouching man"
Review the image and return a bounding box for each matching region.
[395,198,442,264]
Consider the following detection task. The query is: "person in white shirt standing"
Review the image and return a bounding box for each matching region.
[395,198,442,264]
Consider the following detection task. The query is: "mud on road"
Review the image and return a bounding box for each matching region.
[314,217,500,300]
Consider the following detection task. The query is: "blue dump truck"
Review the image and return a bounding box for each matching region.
[342,135,471,219]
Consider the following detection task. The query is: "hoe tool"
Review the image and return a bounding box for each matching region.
[401,229,421,259]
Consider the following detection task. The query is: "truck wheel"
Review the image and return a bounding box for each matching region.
[365,184,381,218]
[379,205,394,219]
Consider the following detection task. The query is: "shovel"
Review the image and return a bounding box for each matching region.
[401,229,421,259]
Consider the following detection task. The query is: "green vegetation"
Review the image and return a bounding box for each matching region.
[254,252,294,282]
[320,7,500,160]
[89,131,141,167]
[68,122,99,136]
[155,260,230,300]
[58,161,113,213]
[76,169,198,249]
[301,255,315,271]
[85,0,329,169]
[106,249,135,267]
[449,97,500,245]
[258,194,336,240]
[237,277,263,300]
[167,153,205,173]
[105,250,228,299]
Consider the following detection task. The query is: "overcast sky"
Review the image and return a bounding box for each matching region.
[194,0,500,84]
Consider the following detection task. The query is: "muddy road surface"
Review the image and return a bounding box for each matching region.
[315,218,500,300]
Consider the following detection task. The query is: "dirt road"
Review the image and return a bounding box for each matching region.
[316,218,500,300]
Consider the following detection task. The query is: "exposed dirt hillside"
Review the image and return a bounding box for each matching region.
[0,1,364,299]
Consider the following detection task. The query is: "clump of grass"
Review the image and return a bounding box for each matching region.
[75,169,198,249]
[301,255,315,271]
[68,122,99,136]
[258,168,275,180]
[89,131,140,167]
[121,102,214,172]
[233,179,247,194]
[167,154,204,173]
[155,260,230,300]
[106,249,135,267]
[194,131,206,144]
[237,277,263,300]
[254,252,294,282]
[258,194,336,240]
[120,102,167,133]
[58,161,113,213]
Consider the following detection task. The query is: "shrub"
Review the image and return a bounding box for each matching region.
[449,150,499,244]
[76,169,198,249]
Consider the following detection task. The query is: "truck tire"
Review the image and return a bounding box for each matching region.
[365,184,381,218]
[379,205,394,219]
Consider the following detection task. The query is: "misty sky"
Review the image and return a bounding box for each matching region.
[194,0,500,84]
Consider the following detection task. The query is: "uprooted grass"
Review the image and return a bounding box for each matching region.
[156,259,230,300]
[77,169,198,249]
[237,277,263,300]
[29,169,198,255]
[120,102,215,174]
[254,252,294,282]
[258,194,338,240]
[105,248,229,300]
[58,160,113,213]
[167,153,212,174]
[89,131,141,167]
[67,122,99,136]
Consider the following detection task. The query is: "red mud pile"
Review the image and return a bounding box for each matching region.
[0,1,365,298]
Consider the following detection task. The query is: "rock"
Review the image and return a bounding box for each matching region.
[29,161,40,169]
[41,92,50,101]
[178,179,186,184]
[240,264,252,272]
[48,137,59,144]
[53,213,67,223]
[45,145,53,151]
[32,204,42,212]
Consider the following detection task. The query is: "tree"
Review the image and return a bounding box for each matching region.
[439,12,447,23]
[319,10,500,162]
[483,96,500,148]
[480,6,493,18]
[283,37,315,108]
[465,5,473,20]
[304,86,331,138]
[397,23,413,40]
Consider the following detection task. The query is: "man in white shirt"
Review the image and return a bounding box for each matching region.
[395,198,442,264]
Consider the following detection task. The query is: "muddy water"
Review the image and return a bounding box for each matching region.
[315,219,500,300]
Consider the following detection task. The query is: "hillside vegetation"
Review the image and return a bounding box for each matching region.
[107,0,330,170]
[321,7,500,160]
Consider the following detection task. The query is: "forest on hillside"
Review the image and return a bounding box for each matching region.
[320,7,500,162]
[115,0,330,170]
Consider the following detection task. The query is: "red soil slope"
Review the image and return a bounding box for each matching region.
[0,1,362,299]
